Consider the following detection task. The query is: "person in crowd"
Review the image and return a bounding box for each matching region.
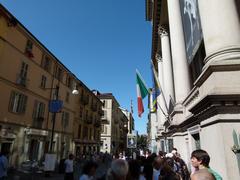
[171,151,190,180]
[126,160,141,180]
[79,160,98,180]
[64,154,74,180]
[119,152,126,160]
[191,149,222,180]
[106,159,129,180]
[152,156,163,180]
[0,151,8,180]
[158,157,181,180]
[143,154,155,180]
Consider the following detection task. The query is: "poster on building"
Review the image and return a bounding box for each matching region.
[127,134,137,148]
[179,0,203,64]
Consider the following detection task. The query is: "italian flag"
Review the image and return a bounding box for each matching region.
[136,70,149,117]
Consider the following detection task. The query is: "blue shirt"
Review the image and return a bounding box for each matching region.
[0,155,8,177]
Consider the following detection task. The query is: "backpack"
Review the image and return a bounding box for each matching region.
[208,168,222,180]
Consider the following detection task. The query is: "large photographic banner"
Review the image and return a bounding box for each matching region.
[179,0,203,64]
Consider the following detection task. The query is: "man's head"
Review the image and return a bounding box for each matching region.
[69,153,74,160]
[111,159,129,180]
[191,149,210,168]
[152,156,164,170]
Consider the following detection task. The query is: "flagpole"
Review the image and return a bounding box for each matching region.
[150,60,169,112]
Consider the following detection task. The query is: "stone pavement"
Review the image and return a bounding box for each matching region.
[7,170,64,180]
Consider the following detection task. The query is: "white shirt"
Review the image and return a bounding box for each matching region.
[64,159,73,173]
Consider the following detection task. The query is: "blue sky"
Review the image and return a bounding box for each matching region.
[1,0,152,134]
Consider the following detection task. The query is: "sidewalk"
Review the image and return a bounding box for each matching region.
[7,169,64,180]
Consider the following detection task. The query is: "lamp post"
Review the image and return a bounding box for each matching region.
[49,84,79,153]
[49,86,59,152]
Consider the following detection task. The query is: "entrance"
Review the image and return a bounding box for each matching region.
[1,142,11,155]
[29,139,39,160]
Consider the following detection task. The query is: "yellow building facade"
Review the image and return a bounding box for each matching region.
[0,4,102,167]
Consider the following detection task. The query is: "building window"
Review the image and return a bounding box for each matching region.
[101,110,107,119]
[62,111,70,129]
[55,66,63,81]
[40,75,47,88]
[79,106,83,118]
[25,40,34,58]
[25,40,33,52]
[32,100,45,128]
[66,76,73,89]
[102,100,108,108]
[17,62,28,86]
[101,125,104,133]
[9,91,28,113]
[42,56,52,72]
[85,110,88,120]
[189,41,205,85]
[89,128,92,140]
[83,126,88,140]
[65,92,70,103]
[78,125,82,139]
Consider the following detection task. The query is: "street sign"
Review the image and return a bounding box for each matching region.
[127,134,137,148]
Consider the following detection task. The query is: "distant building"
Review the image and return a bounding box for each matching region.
[96,93,129,154]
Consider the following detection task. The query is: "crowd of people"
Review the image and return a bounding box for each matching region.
[63,148,222,180]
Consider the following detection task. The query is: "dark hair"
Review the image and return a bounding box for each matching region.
[191,149,210,167]
[127,160,141,180]
[159,158,180,180]
[82,160,98,175]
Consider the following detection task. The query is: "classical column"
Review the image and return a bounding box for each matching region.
[156,54,167,126]
[158,26,175,105]
[167,0,191,104]
[198,0,240,66]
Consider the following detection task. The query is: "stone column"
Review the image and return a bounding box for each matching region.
[198,0,240,66]
[158,26,175,105]
[167,0,191,104]
[156,55,167,126]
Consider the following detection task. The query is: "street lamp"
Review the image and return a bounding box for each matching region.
[49,84,79,152]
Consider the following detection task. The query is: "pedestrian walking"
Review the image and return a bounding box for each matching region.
[106,159,129,180]
[0,151,8,180]
[79,160,98,180]
[190,149,222,180]
[64,154,74,180]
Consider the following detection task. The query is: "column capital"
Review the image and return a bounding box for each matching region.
[158,26,168,37]
[155,54,162,62]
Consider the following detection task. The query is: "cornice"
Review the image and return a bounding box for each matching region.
[165,94,240,135]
